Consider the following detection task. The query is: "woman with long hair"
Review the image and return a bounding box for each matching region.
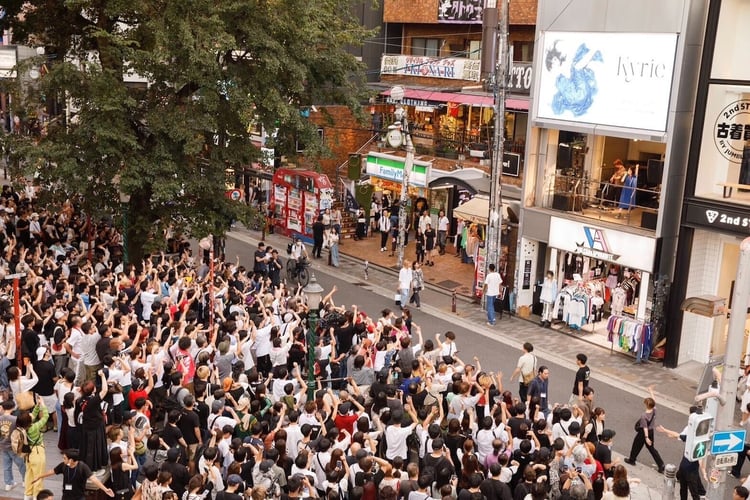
[76,371,110,471]
[108,446,138,500]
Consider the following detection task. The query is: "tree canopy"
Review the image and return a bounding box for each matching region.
[1,0,373,262]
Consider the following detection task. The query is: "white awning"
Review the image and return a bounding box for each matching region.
[453,195,519,225]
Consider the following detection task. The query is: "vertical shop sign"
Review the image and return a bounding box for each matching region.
[522,259,532,290]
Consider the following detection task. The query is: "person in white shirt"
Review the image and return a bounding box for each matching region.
[65,316,86,384]
[398,260,413,309]
[483,264,503,326]
[418,211,430,234]
[437,210,450,255]
[385,406,419,460]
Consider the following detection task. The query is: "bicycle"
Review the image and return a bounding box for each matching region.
[286,257,310,286]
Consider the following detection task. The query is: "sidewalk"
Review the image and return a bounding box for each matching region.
[338,228,477,297]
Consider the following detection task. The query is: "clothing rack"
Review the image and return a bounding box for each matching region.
[606,315,653,363]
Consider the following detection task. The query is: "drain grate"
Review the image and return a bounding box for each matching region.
[436,280,462,289]
[352,282,370,287]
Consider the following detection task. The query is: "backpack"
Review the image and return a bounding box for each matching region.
[10,428,29,458]
[163,387,188,414]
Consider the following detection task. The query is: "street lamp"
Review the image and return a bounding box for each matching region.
[119,190,131,267]
[303,274,324,400]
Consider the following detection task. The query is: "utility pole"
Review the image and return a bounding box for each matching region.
[484,0,508,283]
[387,86,414,269]
[706,236,750,499]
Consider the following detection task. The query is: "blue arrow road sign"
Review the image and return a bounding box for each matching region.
[711,430,746,455]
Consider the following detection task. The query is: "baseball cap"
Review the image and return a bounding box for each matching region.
[122,410,137,420]
[227,474,243,486]
[259,459,274,473]
[211,400,225,413]
[35,347,47,360]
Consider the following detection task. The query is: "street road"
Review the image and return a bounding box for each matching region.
[223,234,689,475]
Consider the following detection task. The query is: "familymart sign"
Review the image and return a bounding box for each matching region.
[365,153,431,187]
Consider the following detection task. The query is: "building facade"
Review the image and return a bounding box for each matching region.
[517,0,709,366]
[669,0,750,367]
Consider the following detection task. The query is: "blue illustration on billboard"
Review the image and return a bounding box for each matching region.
[546,41,603,117]
[535,32,678,132]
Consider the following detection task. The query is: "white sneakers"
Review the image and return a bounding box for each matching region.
[4,482,16,491]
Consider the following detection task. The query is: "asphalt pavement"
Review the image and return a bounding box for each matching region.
[225,225,725,499]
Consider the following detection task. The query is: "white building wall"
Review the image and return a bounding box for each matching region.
[679,230,722,364]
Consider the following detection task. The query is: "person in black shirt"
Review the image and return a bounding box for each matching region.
[161,448,190,498]
[480,463,512,500]
[162,410,188,451]
[176,395,202,471]
[312,216,326,259]
[33,347,57,430]
[253,242,269,277]
[33,448,114,500]
[221,474,246,500]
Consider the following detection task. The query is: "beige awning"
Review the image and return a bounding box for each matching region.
[454,195,490,224]
[453,195,520,225]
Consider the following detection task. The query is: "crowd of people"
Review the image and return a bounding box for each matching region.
[0,180,744,500]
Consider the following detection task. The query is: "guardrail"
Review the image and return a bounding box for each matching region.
[542,173,661,229]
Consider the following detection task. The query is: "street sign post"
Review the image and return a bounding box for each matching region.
[711,430,746,455]
[715,454,739,469]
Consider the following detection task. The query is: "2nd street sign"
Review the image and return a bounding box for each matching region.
[711,430,746,455]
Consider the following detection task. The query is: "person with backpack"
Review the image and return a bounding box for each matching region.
[16,394,49,500]
[0,400,23,491]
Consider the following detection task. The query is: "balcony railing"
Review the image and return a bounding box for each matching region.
[541,173,661,230]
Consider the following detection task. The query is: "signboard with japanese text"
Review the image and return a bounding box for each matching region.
[381,55,481,82]
[438,0,483,23]
[694,85,750,206]
[534,32,677,132]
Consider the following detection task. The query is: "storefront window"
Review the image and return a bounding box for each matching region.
[712,0,750,81]
[694,85,750,206]
[538,130,664,230]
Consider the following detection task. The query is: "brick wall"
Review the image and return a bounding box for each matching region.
[384,0,538,25]
[299,106,374,184]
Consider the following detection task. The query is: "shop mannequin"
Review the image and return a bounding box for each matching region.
[540,271,558,327]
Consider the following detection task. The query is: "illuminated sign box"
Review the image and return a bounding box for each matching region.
[534,32,678,133]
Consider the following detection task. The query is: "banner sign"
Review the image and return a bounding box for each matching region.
[535,32,678,132]
[381,55,481,82]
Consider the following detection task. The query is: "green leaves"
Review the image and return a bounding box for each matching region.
[3,0,373,262]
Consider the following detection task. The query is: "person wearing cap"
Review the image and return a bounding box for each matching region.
[33,448,114,500]
[594,429,618,478]
[32,347,57,432]
[207,399,236,432]
[222,474,246,500]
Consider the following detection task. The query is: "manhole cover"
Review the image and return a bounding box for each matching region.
[436,280,462,289]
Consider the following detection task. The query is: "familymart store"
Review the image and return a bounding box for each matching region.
[365,152,432,216]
